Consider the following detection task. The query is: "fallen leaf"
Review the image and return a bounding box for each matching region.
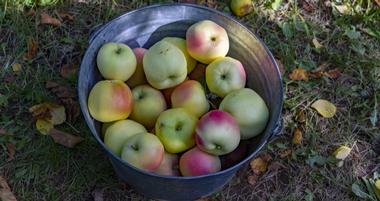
[375,0,380,6]
[11,63,22,72]
[333,145,351,160]
[29,102,66,125]
[0,176,17,201]
[275,59,285,75]
[92,188,104,201]
[326,68,341,79]
[289,68,308,81]
[312,37,323,49]
[250,157,268,175]
[25,8,36,16]
[23,37,38,60]
[247,174,259,185]
[336,160,344,167]
[36,118,53,135]
[292,128,303,145]
[333,4,350,14]
[40,12,61,26]
[376,179,380,190]
[48,128,83,148]
[295,109,306,123]
[58,11,75,21]
[61,99,80,123]
[6,143,15,161]
[60,63,78,78]
[311,99,337,118]
[279,149,292,158]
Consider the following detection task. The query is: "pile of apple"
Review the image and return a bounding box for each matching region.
[87,20,269,177]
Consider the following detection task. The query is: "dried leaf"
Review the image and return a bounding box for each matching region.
[333,145,351,160]
[58,11,75,21]
[48,128,83,148]
[375,0,380,6]
[279,149,292,158]
[60,63,78,78]
[29,102,66,125]
[36,119,53,135]
[247,174,259,185]
[92,188,104,201]
[40,12,61,26]
[23,37,38,60]
[292,128,303,145]
[275,59,285,75]
[289,68,308,81]
[250,157,268,175]
[295,109,306,123]
[0,176,17,201]
[326,68,341,79]
[11,63,22,72]
[6,143,15,161]
[312,37,323,49]
[25,9,36,16]
[61,99,80,123]
[311,99,337,118]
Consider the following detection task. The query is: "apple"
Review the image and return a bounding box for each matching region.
[219,88,269,139]
[162,77,189,107]
[88,80,133,122]
[206,57,246,97]
[121,133,164,172]
[230,0,254,17]
[101,122,114,137]
[171,80,210,118]
[162,37,197,73]
[143,40,187,89]
[188,63,206,83]
[179,147,221,176]
[126,48,147,88]
[154,152,180,176]
[104,120,147,156]
[130,85,167,129]
[186,20,229,64]
[220,141,248,169]
[155,108,198,153]
[96,42,136,81]
[195,110,240,155]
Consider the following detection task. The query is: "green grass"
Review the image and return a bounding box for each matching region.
[1,0,379,200]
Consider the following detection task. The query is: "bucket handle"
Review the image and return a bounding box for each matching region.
[269,117,283,140]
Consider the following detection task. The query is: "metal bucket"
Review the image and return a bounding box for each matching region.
[78,4,283,201]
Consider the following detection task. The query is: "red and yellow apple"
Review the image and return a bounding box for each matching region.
[171,80,210,118]
[195,110,240,155]
[219,88,269,139]
[121,133,164,172]
[154,152,180,176]
[161,77,189,107]
[143,41,187,89]
[104,120,146,156]
[96,42,136,81]
[186,20,229,64]
[179,147,221,176]
[126,48,147,88]
[155,108,198,153]
[162,37,197,73]
[88,80,133,122]
[206,57,246,97]
[130,85,167,129]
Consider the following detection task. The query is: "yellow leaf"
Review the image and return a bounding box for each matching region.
[40,12,61,26]
[292,128,303,145]
[332,145,351,160]
[11,63,22,72]
[250,158,268,175]
[46,103,66,125]
[36,119,53,135]
[289,68,309,81]
[312,38,323,49]
[311,99,337,118]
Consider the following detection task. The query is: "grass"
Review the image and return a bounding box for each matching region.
[1,0,379,200]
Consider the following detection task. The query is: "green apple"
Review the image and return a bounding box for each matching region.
[143,41,187,89]
[104,119,147,156]
[219,88,269,139]
[130,85,167,129]
[96,42,136,81]
[101,122,114,137]
[121,133,164,172]
[162,37,197,73]
[171,80,209,118]
[206,57,246,97]
[155,108,198,153]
